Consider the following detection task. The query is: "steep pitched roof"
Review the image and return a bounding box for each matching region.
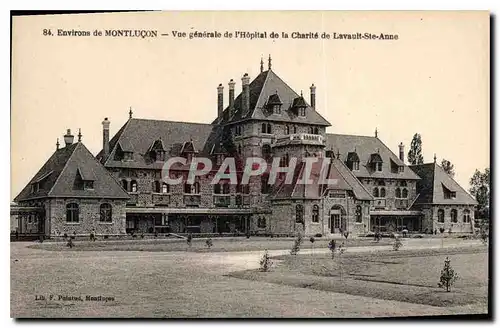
[97,118,215,169]
[212,69,331,126]
[15,142,129,202]
[270,158,372,201]
[409,163,478,205]
[325,134,421,180]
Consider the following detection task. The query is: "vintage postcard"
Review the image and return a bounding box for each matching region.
[10,11,490,319]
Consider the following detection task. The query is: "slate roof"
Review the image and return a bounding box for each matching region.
[97,118,216,169]
[325,134,421,180]
[409,163,478,205]
[212,69,331,126]
[15,142,129,202]
[270,158,372,201]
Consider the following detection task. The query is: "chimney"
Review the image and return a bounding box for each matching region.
[310,84,316,110]
[63,129,74,146]
[228,79,235,117]
[217,83,224,119]
[241,73,250,116]
[398,142,405,163]
[102,118,110,157]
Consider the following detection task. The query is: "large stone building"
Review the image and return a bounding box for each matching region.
[13,57,478,238]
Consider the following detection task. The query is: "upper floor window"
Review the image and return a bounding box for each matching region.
[83,180,94,190]
[236,184,250,194]
[234,125,243,136]
[463,209,471,223]
[257,217,267,228]
[262,144,271,158]
[184,182,200,194]
[261,175,271,194]
[153,180,161,193]
[121,180,128,191]
[377,162,383,171]
[380,188,386,198]
[66,203,79,223]
[312,205,319,223]
[273,105,281,114]
[261,123,272,134]
[285,125,290,135]
[131,180,138,193]
[353,161,360,171]
[402,188,408,198]
[293,126,298,134]
[298,107,306,117]
[438,209,445,223]
[373,188,379,198]
[355,205,363,223]
[395,188,402,198]
[451,209,458,223]
[162,182,169,194]
[99,203,112,222]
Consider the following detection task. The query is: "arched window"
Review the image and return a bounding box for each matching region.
[162,183,169,194]
[267,123,272,134]
[451,209,458,223]
[309,126,314,134]
[380,188,386,198]
[395,188,402,198]
[296,204,304,223]
[312,205,319,223]
[100,203,112,222]
[131,180,138,193]
[285,125,290,135]
[400,180,407,187]
[121,180,128,191]
[293,125,297,133]
[402,188,408,198]
[66,203,79,223]
[463,209,471,223]
[438,209,445,223]
[355,205,363,223]
[373,188,379,198]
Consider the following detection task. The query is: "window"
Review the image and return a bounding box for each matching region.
[234,125,242,136]
[66,203,79,223]
[355,205,363,223]
[402,188,408,198]
[373,188,379,198]
[223,183,230,194]
[258,217,267,228]
[121,180,128,191]
[261,123,272,134]
[285,125,290,135]
[238,144,242,155]
[185,182,200,194]
[380,188,386,198]
[162,183,169,194]
[83,180,94,190]
[377,180,386,186]
[395,188,402,198]
[214,184,221,194]
[131,180,138,193]
[293,126,297,133]
[296,204,304,223]
[299,107,306,117]
[153,180,161,193]
[377,162,383,171]
[400,180,407,187]
[261,175,270,194]
[463,209,471,223]
[273,105,281,114]
[438,209,445,223]
[100,203,112,222]
[237,184,250,194]
[451,209,458,223]
[353,161,360,171]
[312,205,319,223]
[314,127,319,135]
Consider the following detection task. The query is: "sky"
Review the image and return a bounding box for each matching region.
[11,11,490,199]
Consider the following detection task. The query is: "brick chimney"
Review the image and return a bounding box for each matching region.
[63,129,74,146]
[217,83,224,119]
[398,142,405,163]
[228,79,236,117]
[241,73,250,117]
[310,83,316,110]
[102,118,110,156]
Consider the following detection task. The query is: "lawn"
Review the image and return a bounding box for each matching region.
[229,247,488,308]
[28,236,391,253]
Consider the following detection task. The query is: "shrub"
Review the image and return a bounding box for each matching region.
[290,233,303,255]
[374,231,381,242]
[63,233,68,239]
[314,233,322,238]
[66,238,74,248]
[438,257,459,292]
[246,231,251,239]
[89,231,96,242]
[187,233,193,247]
[140,233,145,239]
[480,229,488,245]
[103,235,109,240]
[393,236,403,251]
[343,231,350,239]
[205,238,213,249]
[309,237,315,244]
[439,227,445,234]
[259,249,272,272]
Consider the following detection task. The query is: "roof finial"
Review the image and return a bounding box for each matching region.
[434,153,437,163]
[56,138,60,150]
[354,146,357,152]
[260,57,264,73]
[77,128,82,142]
[268,54,272,70]
[300,90,303,97]
[375,127,378,138]
[129,106,133,119]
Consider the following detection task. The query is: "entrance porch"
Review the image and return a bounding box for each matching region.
[369,210,423,233]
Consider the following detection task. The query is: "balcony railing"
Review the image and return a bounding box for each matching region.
[372,198,387,209]
[152,193,170,206]
[395,198,409,210]
[213,195,231,207]
[183,194,201,206]
[274,133,325,146]
[235,194,251,207]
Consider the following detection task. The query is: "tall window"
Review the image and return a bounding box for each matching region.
[299,107,306,116]
[355,205,363,223]
[451,209,458,223]
[395,188,402,198]
[153,180,161,193]
[373,188,379,198]
[313,127,319,135]
[296,204,304,223]
[131,180,138,192]
[380,188,386,198]
[293,126,297,133]
[261,123,272,134]
[66,203,79,223]
[122,180,128,191]
[185,182,200,194]
[377,162,383,171]
[353,161,360,171]
[402,188,408,198]
[100,203,112,222]
[438,209,445,223]
[238,144,242,155]
[258,217,266,228]
[285,125,290,135]
[162,183,169,194]
[261,175,270,194]
[463,209,471,223]
[312,205,319,223]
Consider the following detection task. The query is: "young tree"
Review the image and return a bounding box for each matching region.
[441,159,455,177]
[290,233,303,255]
[469,168,490,225]
[205,238,213,249]
[407,133,424,165]
[438,257,459,292]
[259,249,273,272]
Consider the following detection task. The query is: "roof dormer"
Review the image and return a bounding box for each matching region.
[148,138,166,162]
[292,92,308,117]
[369,151,383,172]
[266,91,283,114]
[346,150,360,171]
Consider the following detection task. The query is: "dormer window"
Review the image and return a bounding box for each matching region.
[442,183,457,199]
[298,107,306,117]
[292,94,308,117]
[370,153,383,172]
[83,180,94,190]
[266,92,283,115]
[74,168,95,191]
[123,151,133,161]
[346,151,360,171]
[353,161,360,171]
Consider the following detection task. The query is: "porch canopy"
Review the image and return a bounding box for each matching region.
[10,206,45,215]
[370,210,422,216]
[125,207,270,215]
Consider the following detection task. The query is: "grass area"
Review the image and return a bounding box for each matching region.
[229,247,488,308]
[28,236,391,253]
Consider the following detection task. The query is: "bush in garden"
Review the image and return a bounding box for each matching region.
[290,233,303,255]
[438,257,459,292]
[259,249,272,272]
[205,238,213,249]
[89,231,96,242]
[187,233,193,247]
[439,227,445,234]
[393,236,403,251]
[314,233,322,238]
[66,237,74,248]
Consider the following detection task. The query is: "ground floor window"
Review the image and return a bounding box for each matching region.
[437,209,445,223]
[451,209,458,223]
[257,217,266,228]
[463,209,471,223]
[100,203,112,222]
[66,203,79,223]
